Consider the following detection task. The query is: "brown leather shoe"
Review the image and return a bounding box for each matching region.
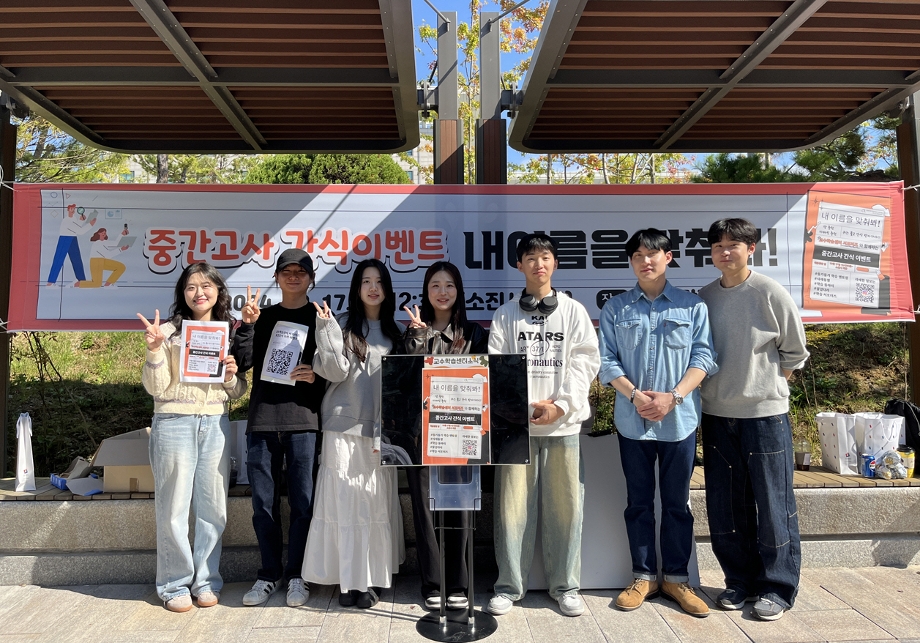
[661,581,710,618]
[615,579,659,611]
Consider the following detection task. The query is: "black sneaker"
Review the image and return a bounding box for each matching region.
[717,587,756,611]
[753,598,787,621]
[356,587,381,609]
[338,588,358,607]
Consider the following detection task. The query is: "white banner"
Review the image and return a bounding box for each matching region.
[8,183,910,330]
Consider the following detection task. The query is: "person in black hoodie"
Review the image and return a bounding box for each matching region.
[233,248,342,608]
[401,261,488,611]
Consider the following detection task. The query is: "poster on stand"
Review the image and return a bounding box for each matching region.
[380,354,530,466]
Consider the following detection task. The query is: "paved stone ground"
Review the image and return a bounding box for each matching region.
[1,566,919,643]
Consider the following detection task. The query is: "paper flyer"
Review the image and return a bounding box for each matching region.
[178,320,229,383]
[422,363,490,464]
[260,320,309,385]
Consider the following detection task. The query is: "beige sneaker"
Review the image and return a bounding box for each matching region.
[196,591,219,608]
[615,579,659,611]
[661,581,710,618]
[164,594,193,613]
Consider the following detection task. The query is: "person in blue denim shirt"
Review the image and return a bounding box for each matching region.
[699,218,809,622]
[598,229,718,618]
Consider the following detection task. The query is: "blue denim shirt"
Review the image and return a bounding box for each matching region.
[598,282,718,442]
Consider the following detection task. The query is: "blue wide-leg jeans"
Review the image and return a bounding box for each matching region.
[149,413,230,602]
[701,413,801,608]
[493,434,584,600]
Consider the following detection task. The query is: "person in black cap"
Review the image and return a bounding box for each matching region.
[233,248,347,608]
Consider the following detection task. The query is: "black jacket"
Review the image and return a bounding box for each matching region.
[232,302,327,432]
[401,321,489,355]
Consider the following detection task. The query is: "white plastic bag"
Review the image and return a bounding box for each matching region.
[854,412,904,459]
[816,412,858,475]
[15,413,36,492]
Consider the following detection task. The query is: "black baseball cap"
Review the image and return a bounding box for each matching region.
[276,248,314,273]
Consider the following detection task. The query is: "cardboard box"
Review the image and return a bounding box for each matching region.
[92,428,155,493]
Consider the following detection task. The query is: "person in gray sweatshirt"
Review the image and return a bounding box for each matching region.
[699,218,810,622]
[302,258,406,610]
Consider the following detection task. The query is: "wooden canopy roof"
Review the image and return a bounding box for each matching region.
[509,0,920,153]
[0,0,420,154]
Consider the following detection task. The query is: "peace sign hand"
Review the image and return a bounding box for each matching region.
[136,309,166,352]
[403,304,427,329]
[242,285,261,324]
[313,300,333,320]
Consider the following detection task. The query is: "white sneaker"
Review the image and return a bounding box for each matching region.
[424,594,441,611]
[558,593,585,617]
[287,578,309,607]
[486,594,513,615]
[243,579,278,606]
[447,593,469,610]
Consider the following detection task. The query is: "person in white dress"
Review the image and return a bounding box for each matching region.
[303,258,406,609]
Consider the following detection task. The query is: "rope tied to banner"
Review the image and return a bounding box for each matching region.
[905,183,920,192]
[0,165,17,192]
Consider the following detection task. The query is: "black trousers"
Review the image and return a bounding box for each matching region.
[405,466,470,597]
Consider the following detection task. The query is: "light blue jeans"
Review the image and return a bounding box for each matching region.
[149,413,230,601]
[493,434,584,600]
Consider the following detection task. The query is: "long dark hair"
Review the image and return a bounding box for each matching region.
[168,262,234,337]
[420,261,469,353]
[343,259,403,361]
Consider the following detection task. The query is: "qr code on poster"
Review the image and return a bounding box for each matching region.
[267,348,293,375]
[461,436,479,458]
[855,282,876,304]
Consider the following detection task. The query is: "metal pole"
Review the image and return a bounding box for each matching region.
[466,508,475,626]
[0,107,15,477]
[438,508,447,627]
[476,11,507,185]
[433,11,463,185]
[897,93,920,401]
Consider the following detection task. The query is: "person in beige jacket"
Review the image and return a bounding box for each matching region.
[138,262,247,613]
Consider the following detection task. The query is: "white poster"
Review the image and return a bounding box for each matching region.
[260,321,309,385]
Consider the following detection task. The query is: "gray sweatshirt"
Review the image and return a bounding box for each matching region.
[313,315,394,446]
[699,271,809,419]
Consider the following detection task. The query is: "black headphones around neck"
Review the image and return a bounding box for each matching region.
[518,289,558,315]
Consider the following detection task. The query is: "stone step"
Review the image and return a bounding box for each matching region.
[2,481,919,586]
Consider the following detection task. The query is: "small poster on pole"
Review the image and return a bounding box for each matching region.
[260,321,309,385]
[178,320,229,383]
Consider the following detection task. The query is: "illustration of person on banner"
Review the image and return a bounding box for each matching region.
[401,260,489,612]
[77,227,131,288]
[303,258,406,610]
[485,233,600,619]
[231,248,341,609]
[137,262,247,613]
[46,204,96,286]
[598,229,718,618]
